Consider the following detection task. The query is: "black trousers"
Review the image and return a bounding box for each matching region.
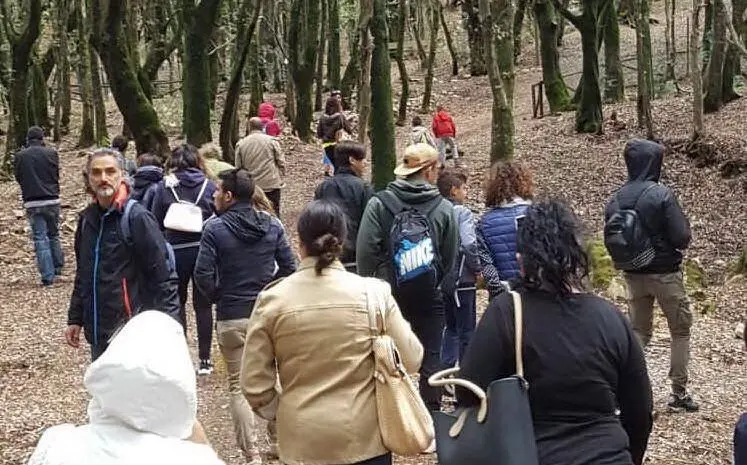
[394,284,445,411]
[349,454,392,465]
[174,245,213,361]
[265,189,281,218]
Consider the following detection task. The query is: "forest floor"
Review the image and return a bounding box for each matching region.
[1,4,746,464]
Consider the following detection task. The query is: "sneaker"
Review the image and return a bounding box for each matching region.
[247,457,263,465]
[668,393,700,412]
[197,359,213,376]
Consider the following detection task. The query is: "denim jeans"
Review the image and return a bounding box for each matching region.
[441,289,477,367]
[437,137,458,165]
[26,205,64,285]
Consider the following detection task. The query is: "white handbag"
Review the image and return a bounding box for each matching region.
[163,179,208,233]
[364,280,435,456]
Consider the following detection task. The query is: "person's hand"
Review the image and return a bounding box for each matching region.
[187,420,211,446]
[65,325,82,348]
[475,273,485,290]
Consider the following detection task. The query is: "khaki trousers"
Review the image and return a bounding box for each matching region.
[625,271,693,395]
[217,319,277,460]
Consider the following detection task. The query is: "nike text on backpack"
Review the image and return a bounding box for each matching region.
[377,190,441,286]
[604,183,657,271]
[163,179,209,233]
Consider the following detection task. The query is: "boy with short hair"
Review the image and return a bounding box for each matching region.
[410,116,437,148]
[436,169,480,367]
[432,105,458,165]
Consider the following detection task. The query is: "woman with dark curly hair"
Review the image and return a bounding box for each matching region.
[458,200,653,465]
[476,162,534,297]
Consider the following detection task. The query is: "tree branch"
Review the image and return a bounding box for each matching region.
[552,0,582,29]
[0,0,19,43]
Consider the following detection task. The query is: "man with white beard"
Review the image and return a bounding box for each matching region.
[66,148,180,361]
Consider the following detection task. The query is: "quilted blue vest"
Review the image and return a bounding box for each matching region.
[479,202,530,281]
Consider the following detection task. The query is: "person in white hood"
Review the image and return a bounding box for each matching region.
[27,311,224,465]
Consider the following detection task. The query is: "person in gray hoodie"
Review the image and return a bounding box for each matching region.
[410,116,437,148]
[357,143,459,412]
[437,169,481,368]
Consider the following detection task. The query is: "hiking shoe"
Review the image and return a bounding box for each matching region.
[197,359,213,376]
[668,393,699,412]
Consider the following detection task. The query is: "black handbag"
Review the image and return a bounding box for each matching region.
[428,291,539,465]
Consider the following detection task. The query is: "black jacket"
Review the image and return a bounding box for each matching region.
[131,165,163,210]
[13,140,60,204]
[68,190,180,347]
[314,168,374,264]
[194,203,297,320]
[458,289,653,465]
[604,139,691,274]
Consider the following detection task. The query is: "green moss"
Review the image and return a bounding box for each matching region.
[683,258,706,293]
[728,247,747,276]
[587,238,616,289]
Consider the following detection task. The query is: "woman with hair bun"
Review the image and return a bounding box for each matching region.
[458,200,653,465]
[240,200,423,465]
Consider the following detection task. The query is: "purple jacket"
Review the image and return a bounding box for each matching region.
[150,168,218,246]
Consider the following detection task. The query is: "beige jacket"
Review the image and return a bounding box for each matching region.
[234,131,285,190]
[240,258,423,465]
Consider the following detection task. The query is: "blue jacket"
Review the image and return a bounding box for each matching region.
[194,203,297,320]
[131,165,163,211]
[150,168,218,247]
[477,198,531,296]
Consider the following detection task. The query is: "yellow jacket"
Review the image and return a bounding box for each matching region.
[240,258,423,465]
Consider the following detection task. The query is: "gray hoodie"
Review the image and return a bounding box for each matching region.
[410,126,437,148]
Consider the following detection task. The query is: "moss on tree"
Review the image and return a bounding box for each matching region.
[370,0,396,189]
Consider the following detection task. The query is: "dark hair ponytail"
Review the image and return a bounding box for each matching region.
[297,201,347,275]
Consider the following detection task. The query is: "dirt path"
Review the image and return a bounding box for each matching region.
[2,18,746,465]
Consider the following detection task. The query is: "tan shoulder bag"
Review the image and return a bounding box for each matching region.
[364,279,435,456]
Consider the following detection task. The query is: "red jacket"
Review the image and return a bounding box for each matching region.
[432,111,456,138]
[258,102,282,137]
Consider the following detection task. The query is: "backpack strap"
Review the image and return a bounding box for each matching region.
[119,199,136,246]
[376,189,406,217]
[194,179,209,204]
[615,181,657,209]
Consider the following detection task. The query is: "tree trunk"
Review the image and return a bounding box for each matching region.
[90,47,109,145]
[395,0,410,126]
[558,0,604,134]
[691,0,704,138]
[29,61,50,129]
[326,0,341,90]
[410,2,428,68]
[440,6,459,75]
[480,0,515,162]
[92,0,169,157]
[513,0,528,61]
[54,0,72,141]
[370,0,396,190]
[535,0,572,112]
[248,31,263,116]
[358,23,372,144]
[76,0,95,148]
[2,0,42,167]
[635,0,654,137]
[182,0,222,146]
[703,0,732,113]
[461,0,487,75]
[315,0,328,112]
[664,0,676,80]
[340,30,361,110]
[219,0,261,162]
[289,0,320,142]
[603,1,625,102]
[420,3,440,114]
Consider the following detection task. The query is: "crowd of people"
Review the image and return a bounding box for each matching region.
[11,94,746,465]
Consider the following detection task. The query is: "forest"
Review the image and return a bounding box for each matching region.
[0,0,746,463]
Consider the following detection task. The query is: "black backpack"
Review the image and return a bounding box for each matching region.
[604,183,657,271]
[377,190,442,288]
